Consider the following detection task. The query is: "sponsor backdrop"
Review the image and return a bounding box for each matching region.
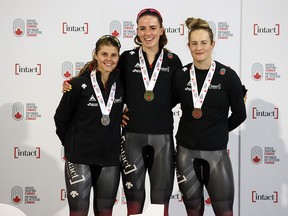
[0,0,287,215]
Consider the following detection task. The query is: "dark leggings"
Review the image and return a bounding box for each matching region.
[120,132,175,216]
[176,145,234,216]
[64,161,120,216]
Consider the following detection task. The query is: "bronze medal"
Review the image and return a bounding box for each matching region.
[144,91,154,102]
[101,115,110,126]
[192,108,202,119]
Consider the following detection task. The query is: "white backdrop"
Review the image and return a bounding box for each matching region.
[0,0,287,215]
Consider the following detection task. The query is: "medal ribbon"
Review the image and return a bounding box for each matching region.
[139,48,164,91]
[189,61,216,109]
[90,70,116,116]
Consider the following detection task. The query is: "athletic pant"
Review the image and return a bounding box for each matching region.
[120,132,175,216]
[176,145,234,216]
[64,161,120,216]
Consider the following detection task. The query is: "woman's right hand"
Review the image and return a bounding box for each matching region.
[62,80,72,93]
[121,107,129,128]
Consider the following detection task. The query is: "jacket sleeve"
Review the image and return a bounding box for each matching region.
[171,54,183,108]
[227,70,247,131]
[54,79,81,144]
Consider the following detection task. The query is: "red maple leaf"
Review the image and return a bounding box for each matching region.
[253,156,260,163]
[111,30,119,37]
[253,72,262,80]
[15,28,23,36]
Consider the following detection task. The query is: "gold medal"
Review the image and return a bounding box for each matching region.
[144,91,154,102]
[192,108,202,119]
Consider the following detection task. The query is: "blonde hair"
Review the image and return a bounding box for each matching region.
[185,17,214,43]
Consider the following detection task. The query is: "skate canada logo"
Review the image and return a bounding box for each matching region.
[110,20,122,37]
[252,63,280,81]
[251,146,262,164]
[216,21,233,39]
[11,186,40,204]
[11,186,23,204]
[62,61,84,79]
[12,102,42,121]
[13,18,42,37]
[251,146,280,165]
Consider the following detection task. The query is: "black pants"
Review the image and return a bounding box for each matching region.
[64,161,120,216]
[121,132,175,215]
[176,145,234,216]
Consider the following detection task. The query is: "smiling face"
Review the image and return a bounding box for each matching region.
[94,45,119,74]
[137,15,164,52]
[188,29,215,68]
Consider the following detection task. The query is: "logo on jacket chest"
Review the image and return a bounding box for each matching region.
[184,81,221,91]
[132,63,170,73]
[86,95,122,107]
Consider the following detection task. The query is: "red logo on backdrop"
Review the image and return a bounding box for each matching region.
[110,20,121,37]
[13,19,25,37]
[62,61,74,79]
[252,191,278,203]
[252,107,279,119]
[11,186,23,204]
[12,102,24,121]
[251,146,262,164]
[62,22,88,34]
[208,21,216,39]
[253,24,280,36]
[251,63,263,81]
[15,63,42,75]
[61,189,67,201]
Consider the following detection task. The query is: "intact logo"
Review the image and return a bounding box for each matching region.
[170,191,183,202]
[252,107,279,119]
[253,24,280,36]
[60,189,67,201]
[12,102,42,121]
[165,24,185,35]
[252,191,278,203]
[15,63,41,75]
[62,61,84,79]
[13,18,42,37]
[14,147,40,159]
[62,22,88,34]
[252,63,280,81]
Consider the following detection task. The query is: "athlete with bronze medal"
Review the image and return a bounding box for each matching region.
[190,60,215,119]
